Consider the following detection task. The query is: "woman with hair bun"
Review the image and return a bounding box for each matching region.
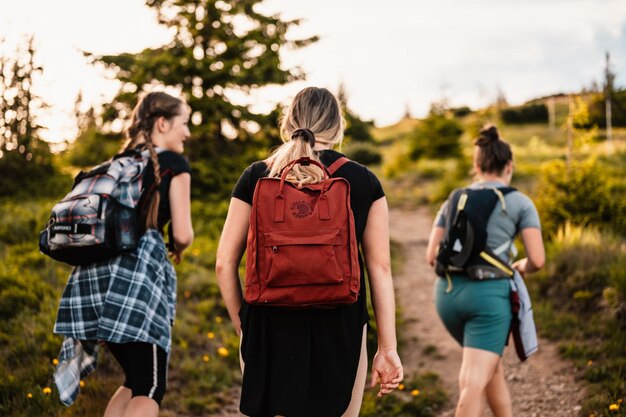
[216,87,403,417]
[426,125,545,417]
[54,91,194,417]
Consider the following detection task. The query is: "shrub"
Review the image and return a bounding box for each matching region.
[344,142,383,165]
[588,89,626,128]
[407,112,463,160]
[500,103,548,124]
[451,106,472,118]
[534,159,615,236]
[0,149,70,199]
[0,200,55,244]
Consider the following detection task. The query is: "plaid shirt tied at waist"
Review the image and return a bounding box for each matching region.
[53,229,176,405]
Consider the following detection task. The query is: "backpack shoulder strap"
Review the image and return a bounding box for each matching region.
[326,157,350,176]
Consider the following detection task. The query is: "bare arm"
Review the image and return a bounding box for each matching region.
[426,226,445,268]
[362,197,403,396]
[512,227,545,276]
[169,173,194,263]
[215,198,250,336]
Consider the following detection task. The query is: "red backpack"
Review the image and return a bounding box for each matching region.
[244,157,360,307]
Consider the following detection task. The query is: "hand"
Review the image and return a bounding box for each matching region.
[169,249,183,265]
[512,258,527,277]
[370,348,403,397]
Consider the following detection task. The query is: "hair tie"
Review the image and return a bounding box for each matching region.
[291,128,316,147]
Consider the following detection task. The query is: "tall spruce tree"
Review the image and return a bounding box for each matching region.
[0,35,46,159]
[92,0,317,200]
[0,36,62,197]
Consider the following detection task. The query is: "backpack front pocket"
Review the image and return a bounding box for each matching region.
[264,229,344,287]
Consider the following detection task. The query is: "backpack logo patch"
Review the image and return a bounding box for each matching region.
[291,201,313,218]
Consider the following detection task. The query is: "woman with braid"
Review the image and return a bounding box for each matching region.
[53,91,194,417]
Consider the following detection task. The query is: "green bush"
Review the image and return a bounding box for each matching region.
[0,149,70,199]
[0,200,55,244]
[451,106,472,118]
[534,159,616,236]
[588,89,626,128]
[64,127,123,168]
[344,142,383,166]
[500,103,548,124]
[407,112,463,160]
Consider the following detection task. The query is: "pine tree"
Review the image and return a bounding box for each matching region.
[0,35,47,159]
[0,36,63,197]
[90,0,317,200]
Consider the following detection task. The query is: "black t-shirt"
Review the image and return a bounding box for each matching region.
[232,150,385,417]
[141,150,191,232]
[232,150,384,242]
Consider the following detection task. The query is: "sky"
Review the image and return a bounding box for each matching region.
[1,0,625,144]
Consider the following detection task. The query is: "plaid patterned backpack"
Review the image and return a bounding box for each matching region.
[39,148,154,266]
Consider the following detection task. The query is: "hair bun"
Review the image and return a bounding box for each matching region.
[476,125,500,146]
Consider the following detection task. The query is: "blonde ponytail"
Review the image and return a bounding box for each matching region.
[266,87,345,186]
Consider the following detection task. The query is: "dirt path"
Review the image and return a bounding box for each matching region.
[390,207,586,417]
[211,206,586,417]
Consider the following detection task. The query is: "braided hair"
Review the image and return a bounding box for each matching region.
[123,91,184,230]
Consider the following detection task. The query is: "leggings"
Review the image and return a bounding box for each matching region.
[107,341,168,405]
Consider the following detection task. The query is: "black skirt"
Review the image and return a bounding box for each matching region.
[238,283,368,417]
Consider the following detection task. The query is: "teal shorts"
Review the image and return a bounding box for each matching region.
[434,274,512,356]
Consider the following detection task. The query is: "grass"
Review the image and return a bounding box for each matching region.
[373,110,626,416]
[360,372,447,417]
[0,197,242,416]
[371,117,421,144]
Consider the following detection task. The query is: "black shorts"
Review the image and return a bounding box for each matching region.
[107,341,168,405]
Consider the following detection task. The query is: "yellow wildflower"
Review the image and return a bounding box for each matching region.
[26,393,33,399]
[202,355,210,362]
[411,389,420,396]
[183,290,191,299]
[52,358,59,366]
[79,380,85,388]
[398,383,405,391]
[218,347,229,357]
[207,332,215,339]
[42,387,52,395]
[609,404,619,411]
[215,316,223,324]
[192,248,200,256]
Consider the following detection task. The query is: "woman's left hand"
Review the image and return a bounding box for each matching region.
[370,348,403,397]
[169,249,183,265]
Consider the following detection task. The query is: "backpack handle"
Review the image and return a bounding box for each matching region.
[278,157,330,194]
[274,157,331,223]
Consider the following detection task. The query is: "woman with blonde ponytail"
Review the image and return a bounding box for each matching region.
[217,87,403,417]
[54,91,194,417]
